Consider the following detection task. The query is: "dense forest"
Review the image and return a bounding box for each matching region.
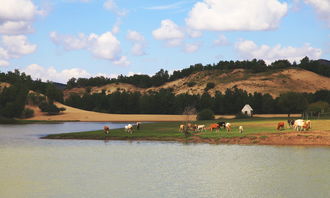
[65,88,330,116]
[0,70,64,119]
[1,57,330,119]
[66,57,330,89]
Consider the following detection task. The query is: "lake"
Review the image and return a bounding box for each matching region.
[0,122,329,198]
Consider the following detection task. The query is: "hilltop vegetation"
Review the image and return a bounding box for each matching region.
[66,57,330,89]
[1,58,330,120]
[0,70,64,120]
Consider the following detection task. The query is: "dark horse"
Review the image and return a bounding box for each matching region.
[287,119,295,128]
[217,122,226,129]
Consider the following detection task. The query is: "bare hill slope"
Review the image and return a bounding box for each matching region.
[64,68,330,98]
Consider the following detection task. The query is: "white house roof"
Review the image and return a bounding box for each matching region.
[241,104,253,111]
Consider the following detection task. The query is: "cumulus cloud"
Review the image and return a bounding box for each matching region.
[49,32,87,50]
[186,29,202,38]
[152,19,185,46]
[88,32,121,60]
[235,39,322,63]
[22,64,92,83]
[186,0,288,31]
[126,30,146,56]
[50,31,129,66]
[112,56,130,66]
[0,0,43,34]
[213,35,229,46]
[184,43,201,53]
[0,35,37,67]
[304,0,330,27]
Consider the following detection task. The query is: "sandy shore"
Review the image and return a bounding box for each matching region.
[26,103,301,122]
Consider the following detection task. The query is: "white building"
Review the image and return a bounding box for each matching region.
[241,104,253,116]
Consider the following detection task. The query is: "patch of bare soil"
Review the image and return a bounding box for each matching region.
[64,68,330,98]
[186,131,330,146]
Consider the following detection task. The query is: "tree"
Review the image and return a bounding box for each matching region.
[197,109,215,120]
[278,92,308,117]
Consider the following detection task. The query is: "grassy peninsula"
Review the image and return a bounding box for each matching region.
[43,118,330,146]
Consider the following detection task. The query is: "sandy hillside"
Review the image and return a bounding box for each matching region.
[26,102,300,122]
[64,68,330,98]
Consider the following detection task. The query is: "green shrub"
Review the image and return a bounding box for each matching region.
[187,81,196,87]
[38,102,65,115]
[197,109,215,120]
[204,82,215,91]
[21,108,34,118]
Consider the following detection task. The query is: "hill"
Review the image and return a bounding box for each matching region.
[64,68,330,98]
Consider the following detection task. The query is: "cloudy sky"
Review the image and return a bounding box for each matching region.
[0,0,329,83]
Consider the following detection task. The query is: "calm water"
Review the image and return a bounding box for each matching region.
[0,123,329,198]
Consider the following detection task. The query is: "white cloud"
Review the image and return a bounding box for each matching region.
[0,0,43,34]
[235,39,322,63]
[49,32,87,50]
[113,56,130,66]
[186,29,202,38]
[103,0,127,16]
[0,21,33,34]
[127,30,146,56]
[0,60,9,67]
[152,19,185,46]
[50,31,129,65]
[213,35,229,46]
[0,35,36,66]
[184,43,201,53]
[88,32,121,60]
[186,0,288,31]
[23,64,92,83]
[304,0,330,27]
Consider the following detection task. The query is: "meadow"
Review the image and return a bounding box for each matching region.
[43,118,330,146]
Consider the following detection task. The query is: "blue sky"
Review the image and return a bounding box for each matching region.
[0,0,329,83]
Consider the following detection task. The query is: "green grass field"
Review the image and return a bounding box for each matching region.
[43,118,330,141]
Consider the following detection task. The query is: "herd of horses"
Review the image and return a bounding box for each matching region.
[277,119,312,131]
[179,122,244,133]
[103,119,312,135]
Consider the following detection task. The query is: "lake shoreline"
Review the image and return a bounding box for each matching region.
[42,131,330,147]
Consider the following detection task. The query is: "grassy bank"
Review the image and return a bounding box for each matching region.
[43,119,330,146]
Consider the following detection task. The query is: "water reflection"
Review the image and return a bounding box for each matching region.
[0,123,329,198]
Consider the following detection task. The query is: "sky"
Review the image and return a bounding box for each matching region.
[0,0,329,83]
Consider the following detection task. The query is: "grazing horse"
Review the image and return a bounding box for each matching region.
[103,126,110,134]
[288,119,295,128]
[179,124,185,132]
[125,124,133,134]
[294,119,304,131]
[136,122,141,130]
[197,125,206,132]
[225,123,232,132]
[277,122,285,130]
[217,121,226,130]
[304,120,311,130]
[238,126,244,133]
[210,123,220,132]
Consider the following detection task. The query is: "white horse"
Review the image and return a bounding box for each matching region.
[125,124,133,134]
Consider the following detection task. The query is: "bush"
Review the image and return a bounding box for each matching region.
[197,109,215,120]
[187,81,196,87]
[205,82,215,91]
[21,108,34,118]
[38,102,65,115]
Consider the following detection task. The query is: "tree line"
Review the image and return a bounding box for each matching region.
[66,57,330,89]
[0,70,64,119]
[65,88,330,116]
